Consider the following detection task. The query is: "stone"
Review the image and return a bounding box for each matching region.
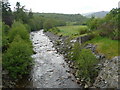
[68,75,72,79]
[47,69,54,72]
[94,56,120,88]
[66,69,70,73]
[76,80,81,84]
[70,40,77,43]
[84,84,88,88]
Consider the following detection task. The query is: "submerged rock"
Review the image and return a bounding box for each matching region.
[30,30,80,88]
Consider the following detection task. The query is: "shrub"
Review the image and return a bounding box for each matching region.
[49,27,60,34]
[77,49,98,82]
[2,23,10,52]
[99,21,120,40]
[2,22,10,35]
[43,19,55,32]
[79,29,88,35]
[79,26,89,35]
[9,21,29,42]
[71,43,98,83]
[28,16,44,31]
[24,24,31,33]
[3,36,33,79]
[72,42,81,61]
[87,33,96,40]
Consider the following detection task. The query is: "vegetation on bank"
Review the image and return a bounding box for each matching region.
[57,25,88,36]
[34,13,88,25]
[69,42,98,83]
[54,8,119,59]
[2,1,34,79]
[85,36,119,59]
[1,0,119,87]
[48,8,119,84]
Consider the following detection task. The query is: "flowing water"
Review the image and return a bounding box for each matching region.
[16,30,80,88]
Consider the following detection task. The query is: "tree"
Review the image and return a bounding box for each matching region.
[3,35,33,79]
[43,19,54,31]
[99,8,120,40]
[14,2,29,24]
[2,1,14,26]
[9,21,29,42]
[28,9,33,19]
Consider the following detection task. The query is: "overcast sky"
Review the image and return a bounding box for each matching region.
[8,0,119,14]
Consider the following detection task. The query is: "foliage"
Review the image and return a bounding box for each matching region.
[34,13,88,24]
[3,36,33,79]
[87,8,120,40]
[57,25,88,36]
[2,22,10,34]
[86,36,119,59]
[99,8,120,40]
[79,26,89,35]
[87,16,104,30]
[2,1,14,26]
[71,42,98,83]
[28,16,44,31]
[9,21,29,42]
[72,43,98,82]
[2,23,10,52]
[43,18,65,31]
[24,24,31,32]
[0,21,2,53]
[49,27,60,34]
[14,2,29,24]
[43,19,55,31]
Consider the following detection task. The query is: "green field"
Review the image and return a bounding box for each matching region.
[57,25,88,36]
[86,36,119,59]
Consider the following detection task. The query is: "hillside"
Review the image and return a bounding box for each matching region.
[83,11,109,18]
[33,13,88,24]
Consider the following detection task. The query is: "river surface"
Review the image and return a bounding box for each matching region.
[17,30,80,88]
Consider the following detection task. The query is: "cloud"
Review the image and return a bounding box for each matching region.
[9,0,119,14]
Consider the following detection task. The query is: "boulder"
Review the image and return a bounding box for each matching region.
[94,56,119,88]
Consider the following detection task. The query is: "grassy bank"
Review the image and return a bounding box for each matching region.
[57,25,88,36]
[56,25,119,59]
[85,36,119,59]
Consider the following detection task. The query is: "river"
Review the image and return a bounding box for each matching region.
[16,30,80,88]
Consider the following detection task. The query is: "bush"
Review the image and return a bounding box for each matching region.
[3,36,33,79]
[2,23,10,52]
[99,21,120,40]
[28,16,44,31]
[79,26,89,35]
[87,33,96,40]
[43,19,55,32]
[79,29,88,35]
[9,21,29,42]
[2,22,10,35]
[24,24,31,33]
[71,43,98,83]
[49,27,60,34]
[43,18,65,32]
[98,8,120,40]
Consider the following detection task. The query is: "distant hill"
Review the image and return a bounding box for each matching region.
[33,13,88,24]
[83,11,109,18]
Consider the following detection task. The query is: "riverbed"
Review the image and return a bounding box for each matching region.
[29,30,80,88]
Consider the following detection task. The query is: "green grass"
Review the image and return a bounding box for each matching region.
[86,36,119,59]
[56,25,119,59]
[57,25,88,36]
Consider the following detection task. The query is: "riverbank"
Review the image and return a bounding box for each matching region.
[44,30,119,88]
[2,29,119,88]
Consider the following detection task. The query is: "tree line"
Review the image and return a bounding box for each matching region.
[1,1,88,80]
[87,8,120,40]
